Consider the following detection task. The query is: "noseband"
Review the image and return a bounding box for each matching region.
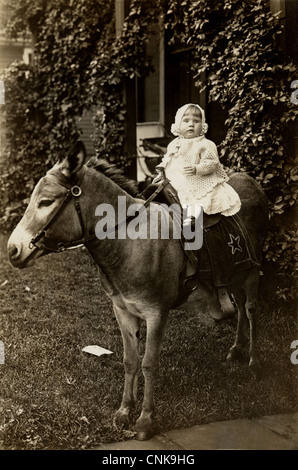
[29,169,97,253]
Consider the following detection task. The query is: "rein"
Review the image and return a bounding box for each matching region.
[29,169,170,253]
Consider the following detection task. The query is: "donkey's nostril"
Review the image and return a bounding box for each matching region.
[8,243,21,260]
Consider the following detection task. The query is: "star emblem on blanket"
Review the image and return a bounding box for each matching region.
[228,233,243,255]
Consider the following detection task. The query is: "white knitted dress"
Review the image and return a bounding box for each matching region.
[160,136,241,216]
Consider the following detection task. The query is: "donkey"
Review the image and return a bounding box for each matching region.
[7,142,268,440]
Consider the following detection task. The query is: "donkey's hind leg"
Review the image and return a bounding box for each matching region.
[244,269,262,380]
[227,288,249,362]
[113,306,140,430]
[228,269,262,379]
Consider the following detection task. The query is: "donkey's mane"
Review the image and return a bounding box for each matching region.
[87,157,141,198]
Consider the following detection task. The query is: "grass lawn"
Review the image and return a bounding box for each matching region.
[0,232,297,449]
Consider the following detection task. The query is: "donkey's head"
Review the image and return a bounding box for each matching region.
[7,142,87,268]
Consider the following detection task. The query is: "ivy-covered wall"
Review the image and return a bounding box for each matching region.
[0,0,297,299]
[162,0,298,298]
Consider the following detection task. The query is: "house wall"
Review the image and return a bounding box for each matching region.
[0,43,24,70]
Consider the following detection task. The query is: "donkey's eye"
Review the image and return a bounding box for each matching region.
[38,199,54,208]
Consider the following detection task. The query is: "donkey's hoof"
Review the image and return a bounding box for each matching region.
[227,345,245,362]
[135,417,154,441]
[136,429,154,441]
[113,411,130,431]
[249,359,263,380]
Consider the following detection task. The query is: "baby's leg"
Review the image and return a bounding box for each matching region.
[183,204,203,226]
[182,204,203,250]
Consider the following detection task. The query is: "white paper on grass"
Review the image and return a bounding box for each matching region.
[82,345,113,357]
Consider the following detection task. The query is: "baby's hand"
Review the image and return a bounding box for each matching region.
[183,165,196,176]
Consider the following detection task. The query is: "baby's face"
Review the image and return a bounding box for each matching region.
[179,107,202,139]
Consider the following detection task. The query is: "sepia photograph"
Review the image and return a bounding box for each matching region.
[0,0,297,455]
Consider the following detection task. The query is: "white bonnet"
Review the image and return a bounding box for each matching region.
[170,103,208,137]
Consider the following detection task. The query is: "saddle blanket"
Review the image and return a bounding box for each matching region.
[198,213,260,287]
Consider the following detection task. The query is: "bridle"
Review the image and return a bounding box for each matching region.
[29,167,170,254]
[29,168,97,253]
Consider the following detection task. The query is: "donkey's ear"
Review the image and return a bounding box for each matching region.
[58,141,86,178]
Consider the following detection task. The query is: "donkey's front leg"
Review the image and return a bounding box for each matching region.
[135,313,169,441]
[113,306,140,430]
[227,289,249,362]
